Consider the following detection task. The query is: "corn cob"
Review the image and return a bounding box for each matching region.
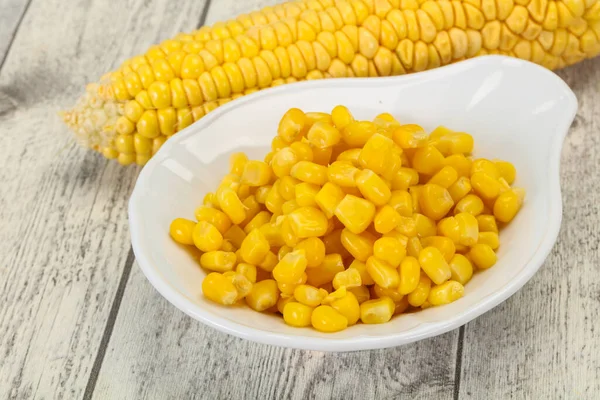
[62,0,600,166]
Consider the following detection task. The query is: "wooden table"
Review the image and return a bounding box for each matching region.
[1,0,599,398]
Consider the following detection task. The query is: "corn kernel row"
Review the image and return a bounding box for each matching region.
[62,0,600,165]
[169,105,525,332]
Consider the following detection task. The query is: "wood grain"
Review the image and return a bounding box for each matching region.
[93,266,459,400]
[0,0,30,67]
[458,57,600,399]
[0,0,206,398]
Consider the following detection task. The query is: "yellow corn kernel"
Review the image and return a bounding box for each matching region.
[331,105,354,130]
[239,228,270,265]
[290,161,328,185]
[246,279,280,311]
[444,154,472,178]
[294,284,328,307]
[373,285,405,306]
[202,272,238,305]
[374,237,406,267]
[448,254,473,285]
[335,194,376,234]
[358,133,399,177]
[200,250,237,272]
[290,141,314,162]
[271,147,299,178]
[273,250,306,284]
[412,145,445,175]
[216,186,246,225]
[306,121,341,148]
[265,181,285,214]
[413,213,437,238]
[282,199,300,215]
[436,133,474,155]
[366,256,400,289]
[306,253,345,287]
[419,184,454,220]
[287,206,328,238]
[243,210,271,234]
[280,216,300,247]
[437,216,460,243]
[169,218,196,245]
[398,256,420,295]
[360,297,395,324]
[392,167,420,191]
[471,172,502,200]
[283,302,313,327]
[295,237,326,268]
[241,160,272,186]
[277,272,306,296]
[388,190,413,217]
[374,205,402,234]
[348,259,375,286]
[254,185,271,204]
[335,148,361,166]
[406,235,423,258]
[454,194,485,216]
[355,169,392,206]
[455,212,479,246]
[311,145,333,165]
[276,295,295,315]
[229,152,248,175]
[493,188,525,223]
[342,121,377,147]
[311,305,348,332]
[271,136,288,152]
[220,240,236,252]
[222,271,252,301]
[469,243,497,269]
[348,285,371,304]
[330,292,361,325]
[471,159,500,179]
[321,285,348,305]
[193,221,223,252]
[332,268,362,290]
[421,236,456,262]
[477,214,499,233]
[419,246,451,285]
[236,262,258,283]
[327,161,360,187]
[409,185,422,213]
[258,250,278,272]
[340,229,376,261]
[478,231,500,250]
[407,275,432,307]
[195,206,232,234]
[494,160,517,184]
[448,176,472,203]
[315,182,345,218]
[393,215,415,237]
[428,166,459,189]
[278,107,308,142]
[392,124,428,148]
[428,280,464,306]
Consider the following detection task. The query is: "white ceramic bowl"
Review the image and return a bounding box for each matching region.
[129,56,577,352]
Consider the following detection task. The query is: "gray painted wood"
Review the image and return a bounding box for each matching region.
[0,0,30,67]
[458,57,600,399]
[0,0,207,398]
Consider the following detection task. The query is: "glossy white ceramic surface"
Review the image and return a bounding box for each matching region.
[129,56,577,352]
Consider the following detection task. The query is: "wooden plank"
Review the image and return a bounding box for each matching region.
[0,0,207,398]
[458,58,600,399]
[0,0,30,67]
[203,0,276,24]
[92,1,458,399]
[93,266,459,400]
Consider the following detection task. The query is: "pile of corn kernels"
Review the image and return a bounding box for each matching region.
[169,105,525,332]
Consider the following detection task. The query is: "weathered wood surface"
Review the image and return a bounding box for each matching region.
[0,0,207,399]
[0,0,30,67]
[1,0,599,399]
